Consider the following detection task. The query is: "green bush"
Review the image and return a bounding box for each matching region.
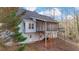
[14,26,26,42]
[16,35,26,42]
[16,44,26,51]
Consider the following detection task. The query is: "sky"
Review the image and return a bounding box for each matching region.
[24,7,79,21]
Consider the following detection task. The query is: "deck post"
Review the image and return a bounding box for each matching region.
[45,33,47,48]
[45,22,47,48]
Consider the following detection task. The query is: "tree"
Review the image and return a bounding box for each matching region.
[0,8,26,51]
[8,11,27,51]
[0,8,18,31]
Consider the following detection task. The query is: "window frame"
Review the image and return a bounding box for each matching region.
[28,23,34,29]
[29,23,31,29]
[32,23,34,29]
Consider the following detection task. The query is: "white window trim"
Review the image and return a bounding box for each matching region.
[28,23,34,29]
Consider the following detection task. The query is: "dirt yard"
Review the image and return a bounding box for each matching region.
[25,39,79,51]
[0,38,79,51]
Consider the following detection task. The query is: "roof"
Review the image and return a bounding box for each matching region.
[16,8,26,16]
[17,8,58,23]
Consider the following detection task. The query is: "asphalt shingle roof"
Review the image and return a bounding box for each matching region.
[17,8,58,23]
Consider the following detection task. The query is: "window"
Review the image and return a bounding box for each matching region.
[32,24,34,29]
[23,22,26,32]
[29,23,31,29]
[29,23,34,29]
[30,35,32,38]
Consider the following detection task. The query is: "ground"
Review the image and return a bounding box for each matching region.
[0,38,79,51]
[25,39,79,51]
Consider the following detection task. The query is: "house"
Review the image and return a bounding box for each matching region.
[17,8,59,43]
